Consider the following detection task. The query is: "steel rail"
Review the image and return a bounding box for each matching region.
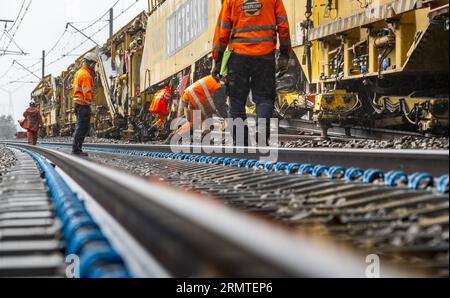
[8,143,416,277]
[279,119,446,140]
[28,142,449,177]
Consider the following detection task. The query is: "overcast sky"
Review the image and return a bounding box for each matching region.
[0,0,147,127]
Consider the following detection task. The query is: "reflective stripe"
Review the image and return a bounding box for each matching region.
[187,87,207,117]
[231,36,277,43]
[73,85,93,92]
[199,79,217,113]
[73,98,92,105]
[217,21,232,30]
[276,16,288,24]
[213,44,227,52]
[232,25,276,34]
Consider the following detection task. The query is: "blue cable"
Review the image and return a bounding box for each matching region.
[37,144,449,191]
[274,162,289,172]
[384,171,407,187]
[298,164,314,176]
[286,163,302,174]
[264,162,277,172]
[363,169,384,184]
[312,165,329,177]
[437,175,449,193]
[327,166,346,179]
[14,146,131,278]
[408,172,434,190]
[345,167,365,181]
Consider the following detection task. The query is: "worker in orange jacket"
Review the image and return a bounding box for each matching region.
[149,79,176,129]
[212,0,292,146]
[168,75,227,141]
[72,52,97,156]
[20,101,43,145]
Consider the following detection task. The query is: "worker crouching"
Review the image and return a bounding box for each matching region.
[148,79,176,138]
[168,75,228,144]
[20,101,43,145]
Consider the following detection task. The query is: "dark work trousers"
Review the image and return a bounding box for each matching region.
[227,52,276,146]
[72,104,91,153]
[27,130,38,145]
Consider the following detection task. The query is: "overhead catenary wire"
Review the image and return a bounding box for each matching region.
[1,0,33,55]
[0,0,26,45]
[0,63,14,80]
[47,0,141,67]
[0,0,141,88]
[80,0,122,31]
[7,0,26,32]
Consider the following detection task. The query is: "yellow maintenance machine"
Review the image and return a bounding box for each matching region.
[97,11,148,139]
[294,0,449,136]
[140,0,448,138]
[31,75,61,137]
[31,0,449,140]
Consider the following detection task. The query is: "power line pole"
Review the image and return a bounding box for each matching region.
[0,87,14,118]
[109,8,114,39]
[0,19,13,29]
[42,50,45,81]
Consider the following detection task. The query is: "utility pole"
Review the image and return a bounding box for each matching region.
[0,19,13,29]
[109,8,114,39]
[0,87,14,118]
[42,50,45,81]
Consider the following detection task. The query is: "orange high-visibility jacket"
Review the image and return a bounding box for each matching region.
[149,86,174,119]
[213,0,291,61]
[182,75,222,118]
[73,66,95,106]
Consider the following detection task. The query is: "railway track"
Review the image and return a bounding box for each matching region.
[280,119,447,140]
[3,141,447,277]
[3,143,417,278]
[32,142,449,176]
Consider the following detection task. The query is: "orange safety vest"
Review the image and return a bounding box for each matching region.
[73,66,95,106]
[149,86,174,116]
[213,0,291,61]
[182,76,222,118]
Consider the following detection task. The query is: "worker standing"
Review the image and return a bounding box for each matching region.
[212,0,292,146]
[72,52,97,156]
[21,101,43,145]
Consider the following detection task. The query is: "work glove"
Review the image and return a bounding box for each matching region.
[277,55,290,77]
[211,60,222,80]
[90,104,97,114]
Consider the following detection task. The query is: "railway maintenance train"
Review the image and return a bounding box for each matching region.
[32,0,449,140]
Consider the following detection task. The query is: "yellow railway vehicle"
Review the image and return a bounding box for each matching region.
[294,0,449,136]
[59,63,77,136]
[31,75,61,137]
[140,0,448,138]
[57,50,110,137]
[31,12,148,140]
[31,0,449,140]
[97,11,148,139]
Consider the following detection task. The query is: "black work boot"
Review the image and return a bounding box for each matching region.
[72,151,89,157]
